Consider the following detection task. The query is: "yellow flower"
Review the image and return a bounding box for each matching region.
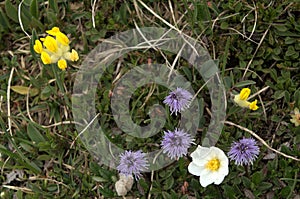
[290,108,300,127]
[57,59,67,70]
[70,49,79,61]
[41,52,51,64]
[239,88,251,100]
[33,40,43,54]
[56,32,69,46]
[234,88,259,110]
[43,36,58,53]
[33,27,79,70]
[46,27,61,36]
[249,100,259,111]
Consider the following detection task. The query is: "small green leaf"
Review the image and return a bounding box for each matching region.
[11,85,39,96]
[20,142,34,153]
[27,122,46,144]
[234,80,256,88]
[162,192,171,199]
[258,182,273,191]
[220,21,229,29]
[163,176,174,190]
[49,0,58,13]
[30,0,39,18]
[252,171,263,185]
[5,0,18,22]
[274,24,288,32]
[223,184,236,198]
[0,8,11,29]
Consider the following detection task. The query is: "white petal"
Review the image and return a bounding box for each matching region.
[188,162,202,176]
[199,171,216,187]
[191,146,209,159]
[213,173,226,185]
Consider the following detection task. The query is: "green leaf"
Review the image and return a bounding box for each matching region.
[0,8,11,29]
[274,24,288,32]
[223,184,236,198]
[27,122,46,144]
[49,0,58,13]
[258,182,273,191]
[294,89,300,107]
[5,0,18,22]
[220,21,229,29]
[11,85,39,96]
[30,0,39,18]
[163,176,174,190]
[162,192,171,199]
[234,80,256,88]
[30,15,44,29]
[252,171,263,185]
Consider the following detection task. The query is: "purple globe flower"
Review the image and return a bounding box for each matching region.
[161,128,194,160]
[163,88,193,115]
[117,150,149,180]
[228,138,260,166]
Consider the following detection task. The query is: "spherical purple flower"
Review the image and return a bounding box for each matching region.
[163,88,193,115]
[228,138,260,166]
[117,150,149,180]
[161,128,194,160]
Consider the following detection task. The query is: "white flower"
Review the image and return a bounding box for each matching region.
[188,145,229,187]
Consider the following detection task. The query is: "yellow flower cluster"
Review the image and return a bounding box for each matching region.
[33,27,79,70]
[234,88,259,111]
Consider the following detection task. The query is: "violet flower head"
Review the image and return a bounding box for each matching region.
[228,138,260,166]
[117,150,149,180]
[161,128,194,160]
[163,88,193,115]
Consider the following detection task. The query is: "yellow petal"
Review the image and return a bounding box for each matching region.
[70,49,79,61]
[249,100,259,110]
[33,40,43,54]
[41,52,52,64]
[43,36,58,53]
[57,59,67,70]
[56,32,69,46]
[239,88,251,100]
[46,27,61,36]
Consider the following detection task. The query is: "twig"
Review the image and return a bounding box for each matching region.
[91,0,98,28]
[69,113,100,149]
[248,86,269,100]
[7,67,15,137]
[136,0,181,33]
[225,121,300,161]
[18,0,31,39]
[242,24,271,78]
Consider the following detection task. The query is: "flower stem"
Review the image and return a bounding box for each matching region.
[244,165,249,177]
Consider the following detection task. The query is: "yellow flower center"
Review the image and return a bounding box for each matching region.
[206,158,220,171]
